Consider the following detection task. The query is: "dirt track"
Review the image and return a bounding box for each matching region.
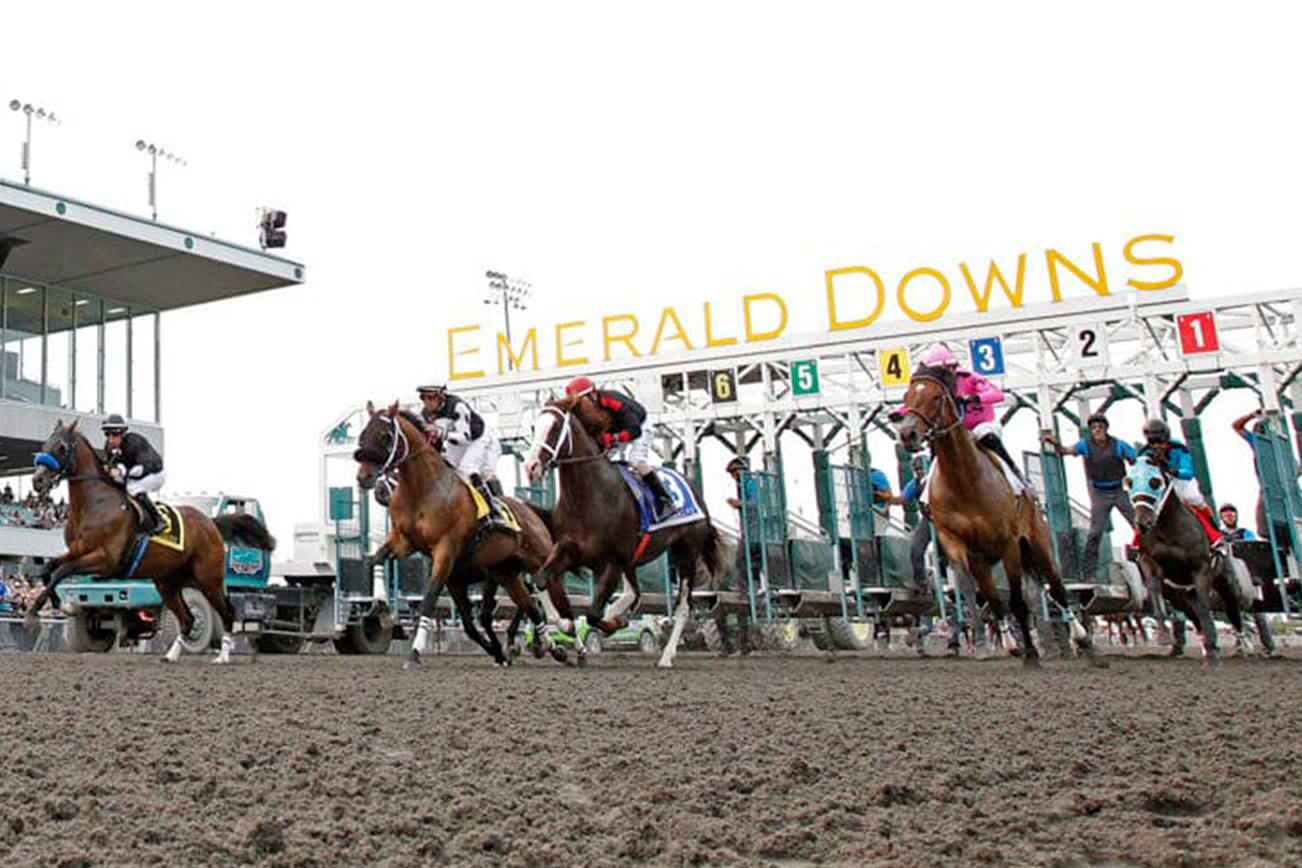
[2,650,1301,867]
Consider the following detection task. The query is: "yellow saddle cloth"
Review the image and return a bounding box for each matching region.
[132,500,186,551]
[466,485,522,533]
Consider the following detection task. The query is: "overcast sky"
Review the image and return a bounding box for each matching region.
[3,2,1300,549]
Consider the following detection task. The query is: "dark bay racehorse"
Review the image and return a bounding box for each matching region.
[353,402,560,667]
[1126,455,1257,660]
[892,365,1100,668]
[522,394,723,668]
[26,420,274,663]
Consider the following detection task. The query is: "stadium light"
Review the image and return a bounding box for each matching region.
[8,98,60,186]
[134,139,187,221]
[258,207,288,250]
[484,270,533,369]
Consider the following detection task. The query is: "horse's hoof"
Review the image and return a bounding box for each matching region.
[1022,656,1042,670]
[403,650,421,670]
[657,659,673,669]
[549,645,567,664]
[575,652,587,668]
[507,642,521,659]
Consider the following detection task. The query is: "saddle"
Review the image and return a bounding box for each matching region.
[115,502,185,578]
[465,484,522,534]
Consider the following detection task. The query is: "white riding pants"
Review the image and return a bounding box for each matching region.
[610,430,658,475]
[126,470,165,496]
[444,433,501,481]
[1172,476,1207,509]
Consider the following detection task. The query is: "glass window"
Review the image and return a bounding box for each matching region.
[73,295,103,413]
[1,280,46,404]
[131,311,157,422]
[103,303,130,417]
[45,285,73,409]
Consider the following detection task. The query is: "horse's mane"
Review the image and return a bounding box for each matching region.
[916,363,956,392]
[64,426,113,478]
[392,408,425,432]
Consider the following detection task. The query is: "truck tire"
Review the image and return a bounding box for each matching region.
[806,619,834,651]
[254,634,306,654]
[346,611,393,655]
[65,613,116,653]
[159,587,220,654]
[827,616,869,650]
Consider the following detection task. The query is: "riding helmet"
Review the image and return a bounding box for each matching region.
[101,413,128,433]
[921,346,960,368]
[1086,412,1109,429]
[565,375,597,398]
[726,456,748,473]
[416,384,447,397]
[1141,418,1170,443]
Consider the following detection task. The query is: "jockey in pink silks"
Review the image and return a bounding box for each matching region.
[919,345,1032,496]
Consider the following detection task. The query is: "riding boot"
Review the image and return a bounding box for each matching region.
[978,433,1030,490]
[469,473,501,524]
[135,492,163,535]
[642,470,674,518]
[486,477,505,497]
[1190,504,1224,549]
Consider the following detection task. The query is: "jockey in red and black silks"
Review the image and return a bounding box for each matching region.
[564,376,673,517]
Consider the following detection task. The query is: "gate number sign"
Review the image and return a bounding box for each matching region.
[1071,325,1109,366]
[710,369,738,403]
[968,337,1005,376]
[1177,311,1220,355]
[879,348,910,386]
[791,359,820,396]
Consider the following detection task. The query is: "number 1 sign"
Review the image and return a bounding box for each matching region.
[1177,311,1220,355]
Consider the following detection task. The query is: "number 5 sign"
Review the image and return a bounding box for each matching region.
[1177,311,1220,355]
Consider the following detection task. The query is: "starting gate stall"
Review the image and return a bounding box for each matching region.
[1248,420,1302,615]
[312,284,1302,647]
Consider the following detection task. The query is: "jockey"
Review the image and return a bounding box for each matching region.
[416,384,505,522]
[922,346,1030,493]
[101,414,165,534]
[1138,418,1223,549]
[565,375,673,517]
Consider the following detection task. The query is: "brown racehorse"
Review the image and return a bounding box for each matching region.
[26,419,273,663]
[522,395,724,668]
[891,365,1101,668]
[353,402,562,667]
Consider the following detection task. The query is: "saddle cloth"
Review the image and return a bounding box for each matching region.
[615,465,705,532]
[118,502,185,578]
[465,484,522,533]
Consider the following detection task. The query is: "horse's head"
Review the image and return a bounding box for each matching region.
[889,364,961,452]
[32,419,83,496]
[523,395,585,481]
[353,400,418,490]
[1126,454,1169,532]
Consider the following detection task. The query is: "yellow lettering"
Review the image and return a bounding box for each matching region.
[496,328,538,374]
[896,268,951,322]
[825,267,886,330]
[650,307,694,355]
[1124,233,1183,291]
[958,255,1027,312]
[554,321,588,367]
[1045,243,1109,300]
[744,293,788,342]
[447,325,484,380]
[601,315,641,361]
[703,302,737,348]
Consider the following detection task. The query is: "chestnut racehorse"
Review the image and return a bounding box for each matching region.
[522,394,724,668]
[353,402,565,667]
[26,419,274,663]
[892,365,1100,668]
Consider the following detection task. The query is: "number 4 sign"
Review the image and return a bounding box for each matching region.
[879,348,910,386]
[1177,311,1220,355]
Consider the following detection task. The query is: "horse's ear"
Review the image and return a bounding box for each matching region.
[366,400,376,416]
[67,418,79,435]
[387,400,400,417]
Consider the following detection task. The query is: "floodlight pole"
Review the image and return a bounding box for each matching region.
[484,270,531,370]
[21,110,32,185]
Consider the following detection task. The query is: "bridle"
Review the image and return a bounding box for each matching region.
[372,413,415,477]
[1128,457,1175,525]
[33,431,118,489]
[897,373,965,443]
[531,406,602,471]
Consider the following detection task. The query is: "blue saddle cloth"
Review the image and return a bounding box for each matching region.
[614,465,705,532]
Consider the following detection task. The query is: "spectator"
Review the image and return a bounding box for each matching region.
[1,484,14,504]
[719,456,756,656]
[1041,412,1137,580]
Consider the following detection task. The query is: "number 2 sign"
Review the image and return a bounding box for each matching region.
[1071,325,1110,367]
[1177,311,1220,355]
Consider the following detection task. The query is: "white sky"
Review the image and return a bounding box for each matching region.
[3,2,1300,549]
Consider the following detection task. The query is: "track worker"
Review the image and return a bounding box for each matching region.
[1041,412,1137,580]
[417,384,506,522]
[564,375,673,517]
[101,414,165,534]
[1218,502,1277,655]
[1231,409,1293,562]
[717,456,755,656]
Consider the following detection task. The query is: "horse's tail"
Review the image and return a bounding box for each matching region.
[521,501,555,537]
[700,518,725,580]
[213,513,277,552]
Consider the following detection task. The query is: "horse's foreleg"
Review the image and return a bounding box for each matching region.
[1190,565,1219,663]
[586,563,622,634]
[449,579,505,665]
[600,568,642,632]
[158,581,191,664]
[1000,549,1040,669]
[657,568,692,670]
[407,540,456,668]
[26,544,102,619]
[502,575,548,657]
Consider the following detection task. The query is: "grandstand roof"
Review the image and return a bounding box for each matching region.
[0,177,304,311]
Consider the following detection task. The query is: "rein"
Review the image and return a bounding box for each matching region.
[899,373,965,443]
[530,406,604,469]
[34,440,121,491]
[374,413,419,476]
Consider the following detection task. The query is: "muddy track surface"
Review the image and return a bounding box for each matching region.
[2,651,1301,867]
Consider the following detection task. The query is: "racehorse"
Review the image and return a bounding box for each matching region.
[353,402,561,667]
[25,419,274,663]
[522,394,724,668]
[891,364,1100,668]
[1125,454,1258,660]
